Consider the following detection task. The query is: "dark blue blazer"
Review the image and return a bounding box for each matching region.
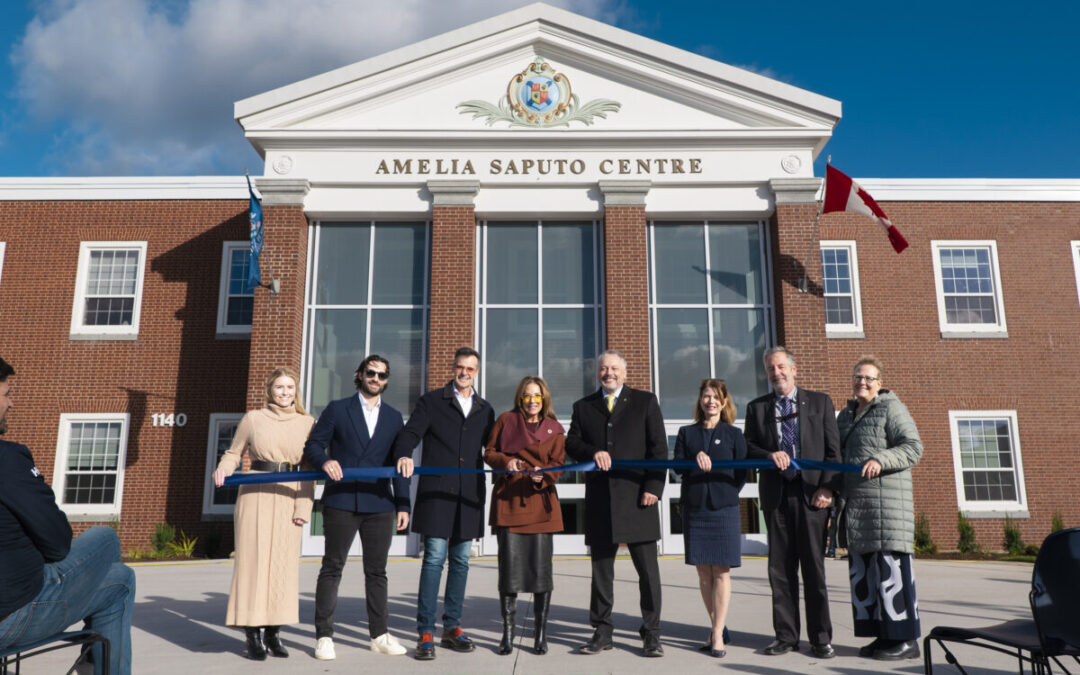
[673,422,747,511]
[303,395,410,514]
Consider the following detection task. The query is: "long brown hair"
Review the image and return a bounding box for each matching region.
[692,378,736,424]
[513,376,556,420]
[264,367,308,415]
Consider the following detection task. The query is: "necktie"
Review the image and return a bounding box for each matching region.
[779,396,798,480]
[605,394,616,412]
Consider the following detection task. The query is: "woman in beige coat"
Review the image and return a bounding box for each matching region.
[213,367,314,660]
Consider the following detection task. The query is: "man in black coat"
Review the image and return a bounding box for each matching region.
[566,350,667,657]
[394,347,494,661]
[0,357,136,675]
[743,346,842,659]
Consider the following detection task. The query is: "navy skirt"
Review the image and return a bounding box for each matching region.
[683,504,741,567]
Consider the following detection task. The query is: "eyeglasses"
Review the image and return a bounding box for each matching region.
[521,394,543,403]
[454,365,477,374]
[363,369,389,381]
[852,375,880,383]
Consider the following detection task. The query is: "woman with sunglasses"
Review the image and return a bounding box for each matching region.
[483,376,565,655]
[837,356,923,661]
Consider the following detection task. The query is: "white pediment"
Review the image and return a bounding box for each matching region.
[235,3,840,152]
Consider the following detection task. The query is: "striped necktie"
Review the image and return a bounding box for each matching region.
[779,396,798,480]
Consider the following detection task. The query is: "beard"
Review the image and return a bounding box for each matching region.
[362,380,387,398]
[0,417,7,435]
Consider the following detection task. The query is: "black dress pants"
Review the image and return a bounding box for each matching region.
[314,507,395,639]
[765,478,832,647]
[588,540,661,640]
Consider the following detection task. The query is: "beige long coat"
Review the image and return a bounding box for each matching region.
[215,404,314,626]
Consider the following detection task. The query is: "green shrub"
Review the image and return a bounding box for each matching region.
[1051,511,1065,532]
[151,522,176,556]
[1003,515,1025,556]
[957,511,977,553]
[914,513,938,554]
[1023,543,1040,556]
[166,530,198,558]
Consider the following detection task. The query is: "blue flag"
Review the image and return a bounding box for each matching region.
[246,175,263,288]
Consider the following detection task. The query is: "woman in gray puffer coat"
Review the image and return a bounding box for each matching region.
[837,355,922,662]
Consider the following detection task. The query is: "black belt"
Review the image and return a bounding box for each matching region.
[250,460,301,472]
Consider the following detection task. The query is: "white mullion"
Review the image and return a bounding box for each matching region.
[422,219,432,391]
[479,222,488,395]
[593,220,602,360]
[760,220,777,349]
[364,222,376,357]
[704,221,717,377]
[648,222,661,399]
[536,220,544,378]
[301,222,318,410]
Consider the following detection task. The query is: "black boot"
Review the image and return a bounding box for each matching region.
[244,627,267,660]
[533,591,551,654]
[263,626,288,658]
[498,593,517,655]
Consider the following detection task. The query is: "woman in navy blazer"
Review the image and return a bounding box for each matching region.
[673,379,747,658]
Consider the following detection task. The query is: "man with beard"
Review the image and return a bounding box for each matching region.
[304,355,411,659]
[0,357,135,674]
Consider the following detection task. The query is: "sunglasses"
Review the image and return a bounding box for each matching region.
[521,394,543,402]
[363,369,389,381]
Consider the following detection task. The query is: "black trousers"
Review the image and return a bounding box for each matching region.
[314,507,395,639]
[765,478,832,647]
[588,540,661,640]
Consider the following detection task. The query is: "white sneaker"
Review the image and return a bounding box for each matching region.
[314,636,336,660]
[371,632,407,656]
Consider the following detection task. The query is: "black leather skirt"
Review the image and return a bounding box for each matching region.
[495,527,553,594]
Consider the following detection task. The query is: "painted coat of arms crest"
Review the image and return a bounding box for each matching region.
[457,57,621,128]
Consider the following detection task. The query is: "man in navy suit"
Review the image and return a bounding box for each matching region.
[743,346,842,659]
[303,355,411,659]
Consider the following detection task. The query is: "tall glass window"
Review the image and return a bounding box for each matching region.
[478,221,602,418]
[648,221,773,421]
[303,222,429,417]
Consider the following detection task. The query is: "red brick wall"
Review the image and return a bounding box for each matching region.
[0,199,250,553]
[603,205,652,390]
[245,204,309,410]
[815,202,1080,551]
[426,205,477,389]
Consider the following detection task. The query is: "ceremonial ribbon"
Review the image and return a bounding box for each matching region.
[221,457,863,487]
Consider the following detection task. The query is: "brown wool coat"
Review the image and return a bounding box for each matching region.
[215,404,314,627]
[484,411,565,534]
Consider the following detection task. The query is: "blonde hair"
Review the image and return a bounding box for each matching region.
[264,367,307,415]
[693,379,736,425]
[513,376,556,420]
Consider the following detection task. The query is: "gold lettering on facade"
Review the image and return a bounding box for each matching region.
[599,159,613,174]
[375,157,701,176]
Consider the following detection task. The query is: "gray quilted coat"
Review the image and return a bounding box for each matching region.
[837,390,922,555]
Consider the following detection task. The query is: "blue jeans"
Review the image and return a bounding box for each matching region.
[0,526,135,675]
[416,537,471,635]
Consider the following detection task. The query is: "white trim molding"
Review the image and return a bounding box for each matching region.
[216,242,255,338]
[820,240,863,338]
[203,413,244,518]
[1071,241,1080,309]
[930,240,1008,338]
[53,413,131,518]
[69,241,149,341]
[948,410,1028,516]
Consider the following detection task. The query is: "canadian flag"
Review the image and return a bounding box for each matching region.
[822,165,909,254]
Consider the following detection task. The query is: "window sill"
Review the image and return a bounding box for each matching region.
[215,331,252,341]
[961,509,1029,519]
[69,332,138,341]
[63,512,122,522]
[826,330,865,339]
[201,512,235,522]
[940,331,1008,339]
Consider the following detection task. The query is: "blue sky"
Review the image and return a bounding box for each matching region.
[1,0,1076,179]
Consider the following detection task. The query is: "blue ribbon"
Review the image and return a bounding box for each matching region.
[221,457,863,487]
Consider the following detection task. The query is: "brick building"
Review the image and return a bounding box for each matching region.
[1,4,1077,557]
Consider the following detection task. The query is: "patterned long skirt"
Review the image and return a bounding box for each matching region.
[848,550,920,640]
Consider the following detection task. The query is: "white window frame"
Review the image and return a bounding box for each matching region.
[948,410,1028,516]
[202,413,244,517]
[1071,241,1080,308]
[930,240,1008,338]
[820,239,864,338]
[216,241,254,337]
[0,242,6,286]
[69,241,148,340]
[53,413,131,518]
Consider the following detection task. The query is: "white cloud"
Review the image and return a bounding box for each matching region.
[12,0,623,175]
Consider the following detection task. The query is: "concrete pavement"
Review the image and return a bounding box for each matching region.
[24,554,1033,674]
